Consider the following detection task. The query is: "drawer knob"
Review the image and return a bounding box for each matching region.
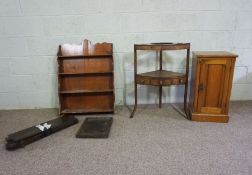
[198,83,204,91]
[159,80,163,85]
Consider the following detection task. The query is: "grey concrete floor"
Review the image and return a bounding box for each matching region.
[0,101,252,175]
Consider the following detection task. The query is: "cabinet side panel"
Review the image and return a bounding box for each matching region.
[224,57,236,113]
[190,55,201,112]
[189,55,197,110]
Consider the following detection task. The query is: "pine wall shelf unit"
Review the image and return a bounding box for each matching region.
[57,40,114,115]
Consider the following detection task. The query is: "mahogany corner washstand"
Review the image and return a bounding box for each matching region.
[130,43,190,118]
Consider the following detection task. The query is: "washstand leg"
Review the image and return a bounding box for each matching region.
[184,48,190,119]
[159,86,162,108]
[184,83,188,119]
[130,83,137,118]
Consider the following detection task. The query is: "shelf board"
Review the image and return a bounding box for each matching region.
[58,55,112,59]
[59,89,114,94]
[59,71,113,76]
[61,108,114,114]
[137,70,186,79]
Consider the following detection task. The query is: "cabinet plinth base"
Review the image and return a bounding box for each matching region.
[189,110,229,123]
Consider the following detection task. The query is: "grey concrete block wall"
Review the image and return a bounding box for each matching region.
[0,0,252,109]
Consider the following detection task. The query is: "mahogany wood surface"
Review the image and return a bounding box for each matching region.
[57,40,114,115]
[136,70,187,86]
[135,43,190,50]
[61,93,113,110]
[60,75,113,91]
[59,57,113,74]
[130,43,190,118]
[189,51,237,123]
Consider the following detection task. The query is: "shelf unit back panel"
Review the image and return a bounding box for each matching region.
[57,40,114,114]
[60,75,113,91]
[59,57,113,74]
[61,93,114,110]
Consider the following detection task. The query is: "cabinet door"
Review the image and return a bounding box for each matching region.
[197,59,231,114]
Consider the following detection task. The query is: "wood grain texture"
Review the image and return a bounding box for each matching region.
[59,75,113,91]
[136,70,187,86]
[83,39,112,55]
[61,93,114,110]
[134,43,190,50]
[130,43,190,118]
[59,57,113,74]
[192,51,238,58]
[189,51,237,123]
[57,40,114,115]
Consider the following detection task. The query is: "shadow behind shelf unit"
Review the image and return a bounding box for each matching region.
[130,42,190,118]
[57,40,115,115]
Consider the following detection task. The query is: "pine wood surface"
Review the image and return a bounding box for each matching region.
[189,51,237,123]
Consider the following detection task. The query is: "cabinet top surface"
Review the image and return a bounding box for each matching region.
[193,51,238,58]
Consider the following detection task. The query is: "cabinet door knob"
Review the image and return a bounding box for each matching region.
[198,83,204,91]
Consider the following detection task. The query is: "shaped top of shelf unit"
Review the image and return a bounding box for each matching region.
[83,39,112,56]
[58,39,113,57]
